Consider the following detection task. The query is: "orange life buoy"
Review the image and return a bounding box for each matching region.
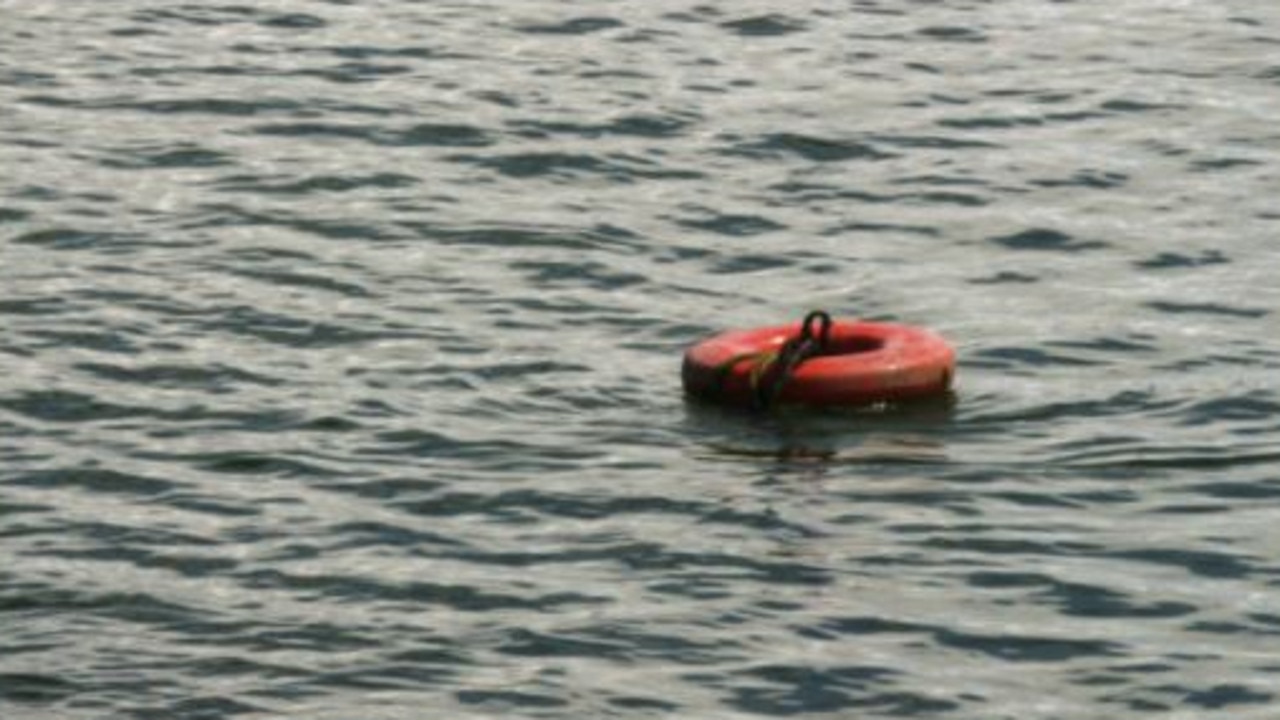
[682,313,955,408]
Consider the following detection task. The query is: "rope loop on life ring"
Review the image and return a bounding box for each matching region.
[704,310,835,411]
[751,310,832,410]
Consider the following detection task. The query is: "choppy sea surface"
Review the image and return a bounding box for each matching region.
[3,1,1280,718]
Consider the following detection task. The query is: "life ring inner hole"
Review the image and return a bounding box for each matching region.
[822,334,884,356]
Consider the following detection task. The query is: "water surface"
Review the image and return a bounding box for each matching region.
[3,1,1280,718]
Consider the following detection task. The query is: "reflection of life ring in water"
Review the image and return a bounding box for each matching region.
[682,311,955,409]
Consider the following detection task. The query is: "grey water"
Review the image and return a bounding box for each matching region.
[3,1,1280,718]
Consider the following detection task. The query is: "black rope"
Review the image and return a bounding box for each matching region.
[751,310,832,411]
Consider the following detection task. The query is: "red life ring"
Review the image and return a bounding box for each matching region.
[682,314,955,408]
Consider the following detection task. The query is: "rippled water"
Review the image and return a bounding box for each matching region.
[3,1,1280,718]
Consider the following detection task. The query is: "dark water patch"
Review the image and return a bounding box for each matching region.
[1105,548,1255,580]
[386,644,473,668]
[509,259,647,290]
[236,569,602,611]
[215,265,374,298]
[402,221,641,252]
[1068,446,1280,471]
[707,253,796,274]
[128,62,259,79]
[1135,250,1229,269]
[30,543,238,578]
[45,517,213,545]
[0,673,79,704]
[1100,98,1184,113]
[508,113,696,139]
[723,133,896,162]
[135,696,267,719]
[518,17,625,35]
[457,689,568,710]
[872,133,999,150]
[1180,683,1274,709]
[75,361,281,391]
[918,25,987,42]
[496,625,718,663]
[986,491,1086,509]
[630,550,832,587]
[0,296,69,315]
[244,121,378,141]
[910,190,987,206]
[362,431,589,467]
[1146,300,1268,318]
[905,63,947,76]
[824,220,941,237]
[131,5,263,27]
[937,627,1121,662]
[812,614,1119,661]
[106,97,306,117]
[14,94,80,110]
[968,270,1039,284]
[289,61,414,84]
[11,467,176,497]
[215,171,418,195]
[970,346,1108,369]
[306,663,457,691]
[0,206,33,222]
[1248,612,1280,629]
[194,452,337,479]
[326,521,463,550]
[770,182,894,205]
[938,114,1044,129]
[246,121,494,147]
[1044,109,1111,124]
[1189,156,1263,172]
[1046,336,1158,354]
[608,695,679,711]
[725,665,934,715]
[184,204,395,241]
[1,587,203,626]
[966,571,1197,619]
[470,359,592,381]
[1155,354,1272,374]
[440,542,665,570]
[395,490,815,537]
[989,228,1108,252]
[451,150,703,182]
[159,493,263,517]
[1175,394,1280,425]
[918,531,1099,558]
[128,6,325,30]
[1187,620,1280,637]
[676,210,785,237]
[0,69,59,88]
[1030,170,1129,189]
[196,305,411,347]
[720,14,808,37]
[99,143,233,169]
[260,13,326,29]
[11,228,144,252]
[0,501,51,518]
[325,45,445,61]
[318,476,446,501]
[1142,139,1192,158]
[231,621,382,653]
[1183,479,1280,501]
[10,184,65,201]
[110,25,164,38]
[1,389,149,423]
